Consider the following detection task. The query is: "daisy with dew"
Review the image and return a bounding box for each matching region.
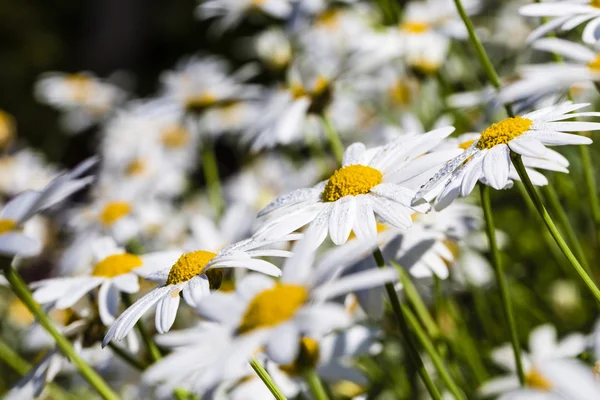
[141,245,397,395]
[102,233,300,343]
[520,0,600,44]
[0,158,96,257]
[500,38,600,104]
[256,127,459,250]
[31,237,149,326]
[413,102,600,209]
[480,324,588,398]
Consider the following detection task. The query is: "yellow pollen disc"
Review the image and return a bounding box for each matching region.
[92,253,143,278]
[161,125,190,149]
[280,337,320,375]
[587,54,600,70]
[290,83,308,100]
[525,368,553,391]
[412,59,441,74]
[237,284,308,334]
[322,164,383,202]
[592,0,600,9]
[0,110,15,149]
[126,159,146,176]
[315,9,340,29]
[401,21,430,34]
[388,81,411,106]
[313,76,329,95]
[99,201,132,226]
[66,74,92,102]
[0,219,17,235]
[166,250,218,285]
[185,92,218,111]
[477,116,533,150]
[458,139,476,150]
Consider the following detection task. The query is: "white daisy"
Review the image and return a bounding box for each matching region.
[254,28,292,71]
[0,149,58,197]
[102,233,300,343]
[31,237,149,326]
[520,0,600,44]
[195,0,293,33]
[255,127,458,250]
[480,324,587,397]
[413,102,600,209]
[0,158,96,257]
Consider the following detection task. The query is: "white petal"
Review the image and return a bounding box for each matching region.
[112,273,140,293]
[583,16,600,44]
[532,38,595,62]
[182,275,210,308]
[352,195,377,243]
[236,274,276,301]
[196,292,245,324]
[329,196,356,246]
[483,145,510,190]
[98,281,120,326]
[265,323,300,365]
[55,278,103,309]
[460,153,485,197]
[0,191,40,222]
[313,268,398,301]
[301,205,333,250]
[210,258,282,277]
[0,233,42,257]
[370,196,413,230]
[527,130,592,145]
[342,142,366,166]
[155,290,181,334]
[533,121,600,132]
[508,136,548,158]
[257,188,320,217]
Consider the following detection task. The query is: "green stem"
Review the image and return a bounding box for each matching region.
[452,0,514,117]
[512,155,600,303]
[201,139,225,219]
[108,342,145,371]
[320,115,344,165]
[372,248,442,400]
[479,185,525,386]
[401,305,466,400]
[541,184,590,273]
[304,367,330,400]
[249,357,287,400]
[1,259,120,400]
[121,293,162,362]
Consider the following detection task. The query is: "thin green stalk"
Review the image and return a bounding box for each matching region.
[304,367,330,400]
[452,0,514,117]
[201,139,225,218]
[512,154,600,303]
[121,293,162,362]
[320,115,344,165]
[479,185,525,386]
[401,305,466,400]
[249,357,287,400]
[541,184,590,272]
[108,342,145,371]
[372,248,442,400]
[1,259,120,400]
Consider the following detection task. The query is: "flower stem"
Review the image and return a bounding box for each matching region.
[372,248,442,400]
[479,184,525,386]
[512,154,600,303]
[320,115,344,165]
[0,259,120,400]
[401,304,466,400]
[201,139,225,219]
[107,342,145,371]
[249,357,287,400]
[304,367,330,400]
[452,0,514,117]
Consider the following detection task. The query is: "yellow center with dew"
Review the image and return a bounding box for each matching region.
[587,54,600,70]
[477,116,533,150]
[0,219,17,235]
[525,368,552,391]
[99,201,132,225]
[92,253,143,278]
[166,250,218,285]
[322,165,383,202]
[280,337,320,375]
[237,284,308,334]
[401,21,430,34]
[161,125,190,149]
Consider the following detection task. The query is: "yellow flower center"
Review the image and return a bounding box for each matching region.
[126,159,146,176]
[411,59,441,74]
[592,0,600,9]
[525,368,553,391]
[99,201,132,226]
[166,250,218,285]
[280,337,320,375]
[66,74,92,102]
[315,9,340,29]
[401,21,430,34]
[587,54,600,70]
[92,253,143,278]
[458,139,476,150]
[0,110,15,149]
[161,125,190,149]
[322,165,383,202]
[185,92,218,112]
[477,116,533,150]
[0,219,17,235]
[388,81,412,106]
[238,284,308,334]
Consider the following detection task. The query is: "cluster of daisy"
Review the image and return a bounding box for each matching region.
[2,0,600,399]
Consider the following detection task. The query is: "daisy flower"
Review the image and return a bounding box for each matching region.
[141,246,396,395]
[102,233,300,343]
[31,237,149,326]
[480,324,588,397]
[0,158,96,257]
[413,102,600,209]
[500,38,600,103]
[520,0,600,44]
[256,127,458,249]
